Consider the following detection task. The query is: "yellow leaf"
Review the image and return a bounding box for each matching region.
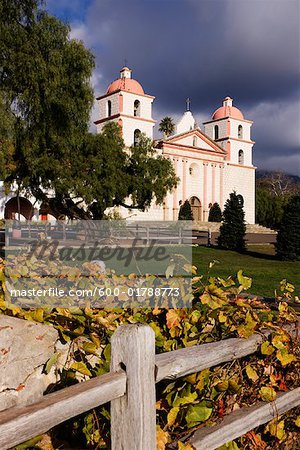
[167,406,179,427]
[186,403,212,427]
[261,341,275,355]
[260,386,276,402]
[44,352,60,374]
[178,442,194,450]
[276,349,296,366]
[218,311,227,323]
[165,262,175,279]
[237,270,252,290]
[173,386,198,407]
[70,362,92,377]
[196,368,210,391]
[237,311,257,338]
[185,374,197,384]
[215,380,229,392]
[266,419,286,440]
[272,333,289,350]
[156,425,168,450]
[81,342,99,355]
[166,309,181,329]
[228,379,241,394]
[245,365,259,382]
[294,416,300,427]
[200,284,227,309]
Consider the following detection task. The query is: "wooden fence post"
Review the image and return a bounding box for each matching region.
[110,324,156,450]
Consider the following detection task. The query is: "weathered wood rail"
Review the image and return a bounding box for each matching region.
[0,321,299,450]
[4,222,211,247]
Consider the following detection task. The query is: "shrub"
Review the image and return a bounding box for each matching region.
[178,200,193,220]
[276,195,300,260]
[218,192,246,252]
[0,258,299,449]
[208,202,222,222]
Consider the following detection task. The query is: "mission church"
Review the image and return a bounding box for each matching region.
[95,66,255,223]
[0,66,255,223]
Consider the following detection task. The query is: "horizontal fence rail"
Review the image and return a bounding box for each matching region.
[0,372,126,449]
[0,321,299,449]
[190,388,300,450]
[155,322,298,382]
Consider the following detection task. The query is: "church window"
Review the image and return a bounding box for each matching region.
[238,149,244,165]
[238,125,243,139]
[134,100,141,117]
[193,136,197,147]
[237,194,244,206]
[214,125,219,140]
[134,129,141,146]
[189,163,199,177]
[107,100,112,117]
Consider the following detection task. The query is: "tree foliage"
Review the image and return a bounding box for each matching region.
[208,202,222,222]
[159,116,175,138]
[0,1,178,218]
[256,172,300,230]
[178,200,193,220]
[218,192,246,252]
[0,2,95,189]
[276,195,300,261]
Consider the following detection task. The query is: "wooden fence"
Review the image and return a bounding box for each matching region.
[4,223,211,247]
[0,322,299,450]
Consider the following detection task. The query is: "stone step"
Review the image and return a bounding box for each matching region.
[193,222,276,234]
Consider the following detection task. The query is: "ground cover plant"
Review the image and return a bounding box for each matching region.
[0,255,299,449]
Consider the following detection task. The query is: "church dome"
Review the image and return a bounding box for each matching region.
[106,67,144,95]
[212,97,244,120]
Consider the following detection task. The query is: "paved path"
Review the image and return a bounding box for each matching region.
[209,232,276,246]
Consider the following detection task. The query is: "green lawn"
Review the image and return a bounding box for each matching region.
[192,245,300,297]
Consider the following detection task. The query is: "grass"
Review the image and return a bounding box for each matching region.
[193,244,300,297]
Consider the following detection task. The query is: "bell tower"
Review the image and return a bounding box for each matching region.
[203,96,254,166]
[94,67,156,147]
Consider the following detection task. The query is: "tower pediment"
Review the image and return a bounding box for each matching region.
[160,128,226,155]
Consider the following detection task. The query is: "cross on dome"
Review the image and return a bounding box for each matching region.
[186,97,191,111]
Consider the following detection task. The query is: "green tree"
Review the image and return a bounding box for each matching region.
[159,117,175,138]
[276,195,300,261]
[255,172,300,229]
[255,186,288,229]
[208,202,222,222]
[0,2,95,194]
[0,92,16,182]
[218,192,246,252]
[0,2,178,219]
[178,200,193,220]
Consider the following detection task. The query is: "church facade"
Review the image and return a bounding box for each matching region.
[95,67,256,223]
[0,66,255,223]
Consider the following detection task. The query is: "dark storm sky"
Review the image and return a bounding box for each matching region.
[47,0,300,175]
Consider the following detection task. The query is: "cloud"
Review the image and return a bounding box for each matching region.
[69,21,89,42]
[46,0,300,174]
[262,153,300,175]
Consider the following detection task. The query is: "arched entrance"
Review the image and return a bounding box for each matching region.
[4,197,34,221]
[39,203,60,222]
[189,196,202,221]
